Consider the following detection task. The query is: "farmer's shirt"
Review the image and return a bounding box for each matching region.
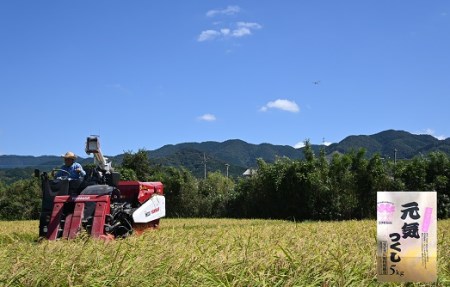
[55,162,86,179]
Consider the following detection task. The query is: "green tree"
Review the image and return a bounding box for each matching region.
[265,157,307,220]
[116,167,138,181]
[351,149,370,219]
[246,158,278,218]
[425,152,449,191]
[120,149,153,181]
[308,148,332,220]
[328,152,358,219]
[0,178,41,220]
[198,171,235,217]
[425,152,450,218]
[398,156,427,190]
[363,154,392,218]
[158,166,200,217]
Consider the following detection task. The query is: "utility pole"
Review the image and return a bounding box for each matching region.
[394,148,397,166]
[393,148,398,180]
[225,163,230,178]
[203,153,207,179]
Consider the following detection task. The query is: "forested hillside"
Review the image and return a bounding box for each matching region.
[2,130,450,179]
[1,142,449,221]
[326,130,450,159]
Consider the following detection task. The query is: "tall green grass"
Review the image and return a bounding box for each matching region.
[0,219,448,286]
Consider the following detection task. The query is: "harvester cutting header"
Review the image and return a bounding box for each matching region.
[36,136,166,240]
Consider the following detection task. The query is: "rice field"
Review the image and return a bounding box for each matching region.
[0,219,449,286]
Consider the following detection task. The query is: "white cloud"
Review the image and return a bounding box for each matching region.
[415,128,446,140]
[206,5,241,17]
[294,142,305,149]
[232,27,251,37]
[198,30,221,42]
[232,23,262,37]
[237,22,262,29]
[294,140,332,149]
[220,28,231,36]
[260,99,299,113]
[199,5,262,43]
[198,114,217,122]
[197,22,262,42]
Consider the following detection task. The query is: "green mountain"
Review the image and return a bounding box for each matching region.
[150,139,302,167]
[148,148,248,178]
[2,130,450,179]
[143,139,302,178]
[0,155,63,169]
[324,130,449,160]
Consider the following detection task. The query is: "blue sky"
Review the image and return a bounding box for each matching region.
[1,1,449,157]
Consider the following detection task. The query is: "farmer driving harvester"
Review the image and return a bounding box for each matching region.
[53,151,86,179]
[37,136,166,239]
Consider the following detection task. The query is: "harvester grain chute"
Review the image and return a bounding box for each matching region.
[36,136,165,240]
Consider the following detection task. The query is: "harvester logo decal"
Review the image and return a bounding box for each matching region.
[71,196,91,201]
[145,207,160,217]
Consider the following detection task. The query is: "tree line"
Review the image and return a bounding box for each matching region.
[0,142,449,220]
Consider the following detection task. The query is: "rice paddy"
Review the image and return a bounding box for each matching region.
[0,219,449,286]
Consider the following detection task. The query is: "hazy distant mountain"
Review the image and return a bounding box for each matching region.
[2,130,450,178]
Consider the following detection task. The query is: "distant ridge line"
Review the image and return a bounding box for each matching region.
[1,130,449,175]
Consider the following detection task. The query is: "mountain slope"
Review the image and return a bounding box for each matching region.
[150,139,302,168]
[325,130,443,159]
[2,130,450,179]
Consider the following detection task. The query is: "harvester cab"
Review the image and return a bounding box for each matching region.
[37,136,166,240]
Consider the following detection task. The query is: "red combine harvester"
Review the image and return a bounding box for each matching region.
[36,136,166,240]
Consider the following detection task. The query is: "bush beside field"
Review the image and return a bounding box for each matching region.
[0,219,449,286]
